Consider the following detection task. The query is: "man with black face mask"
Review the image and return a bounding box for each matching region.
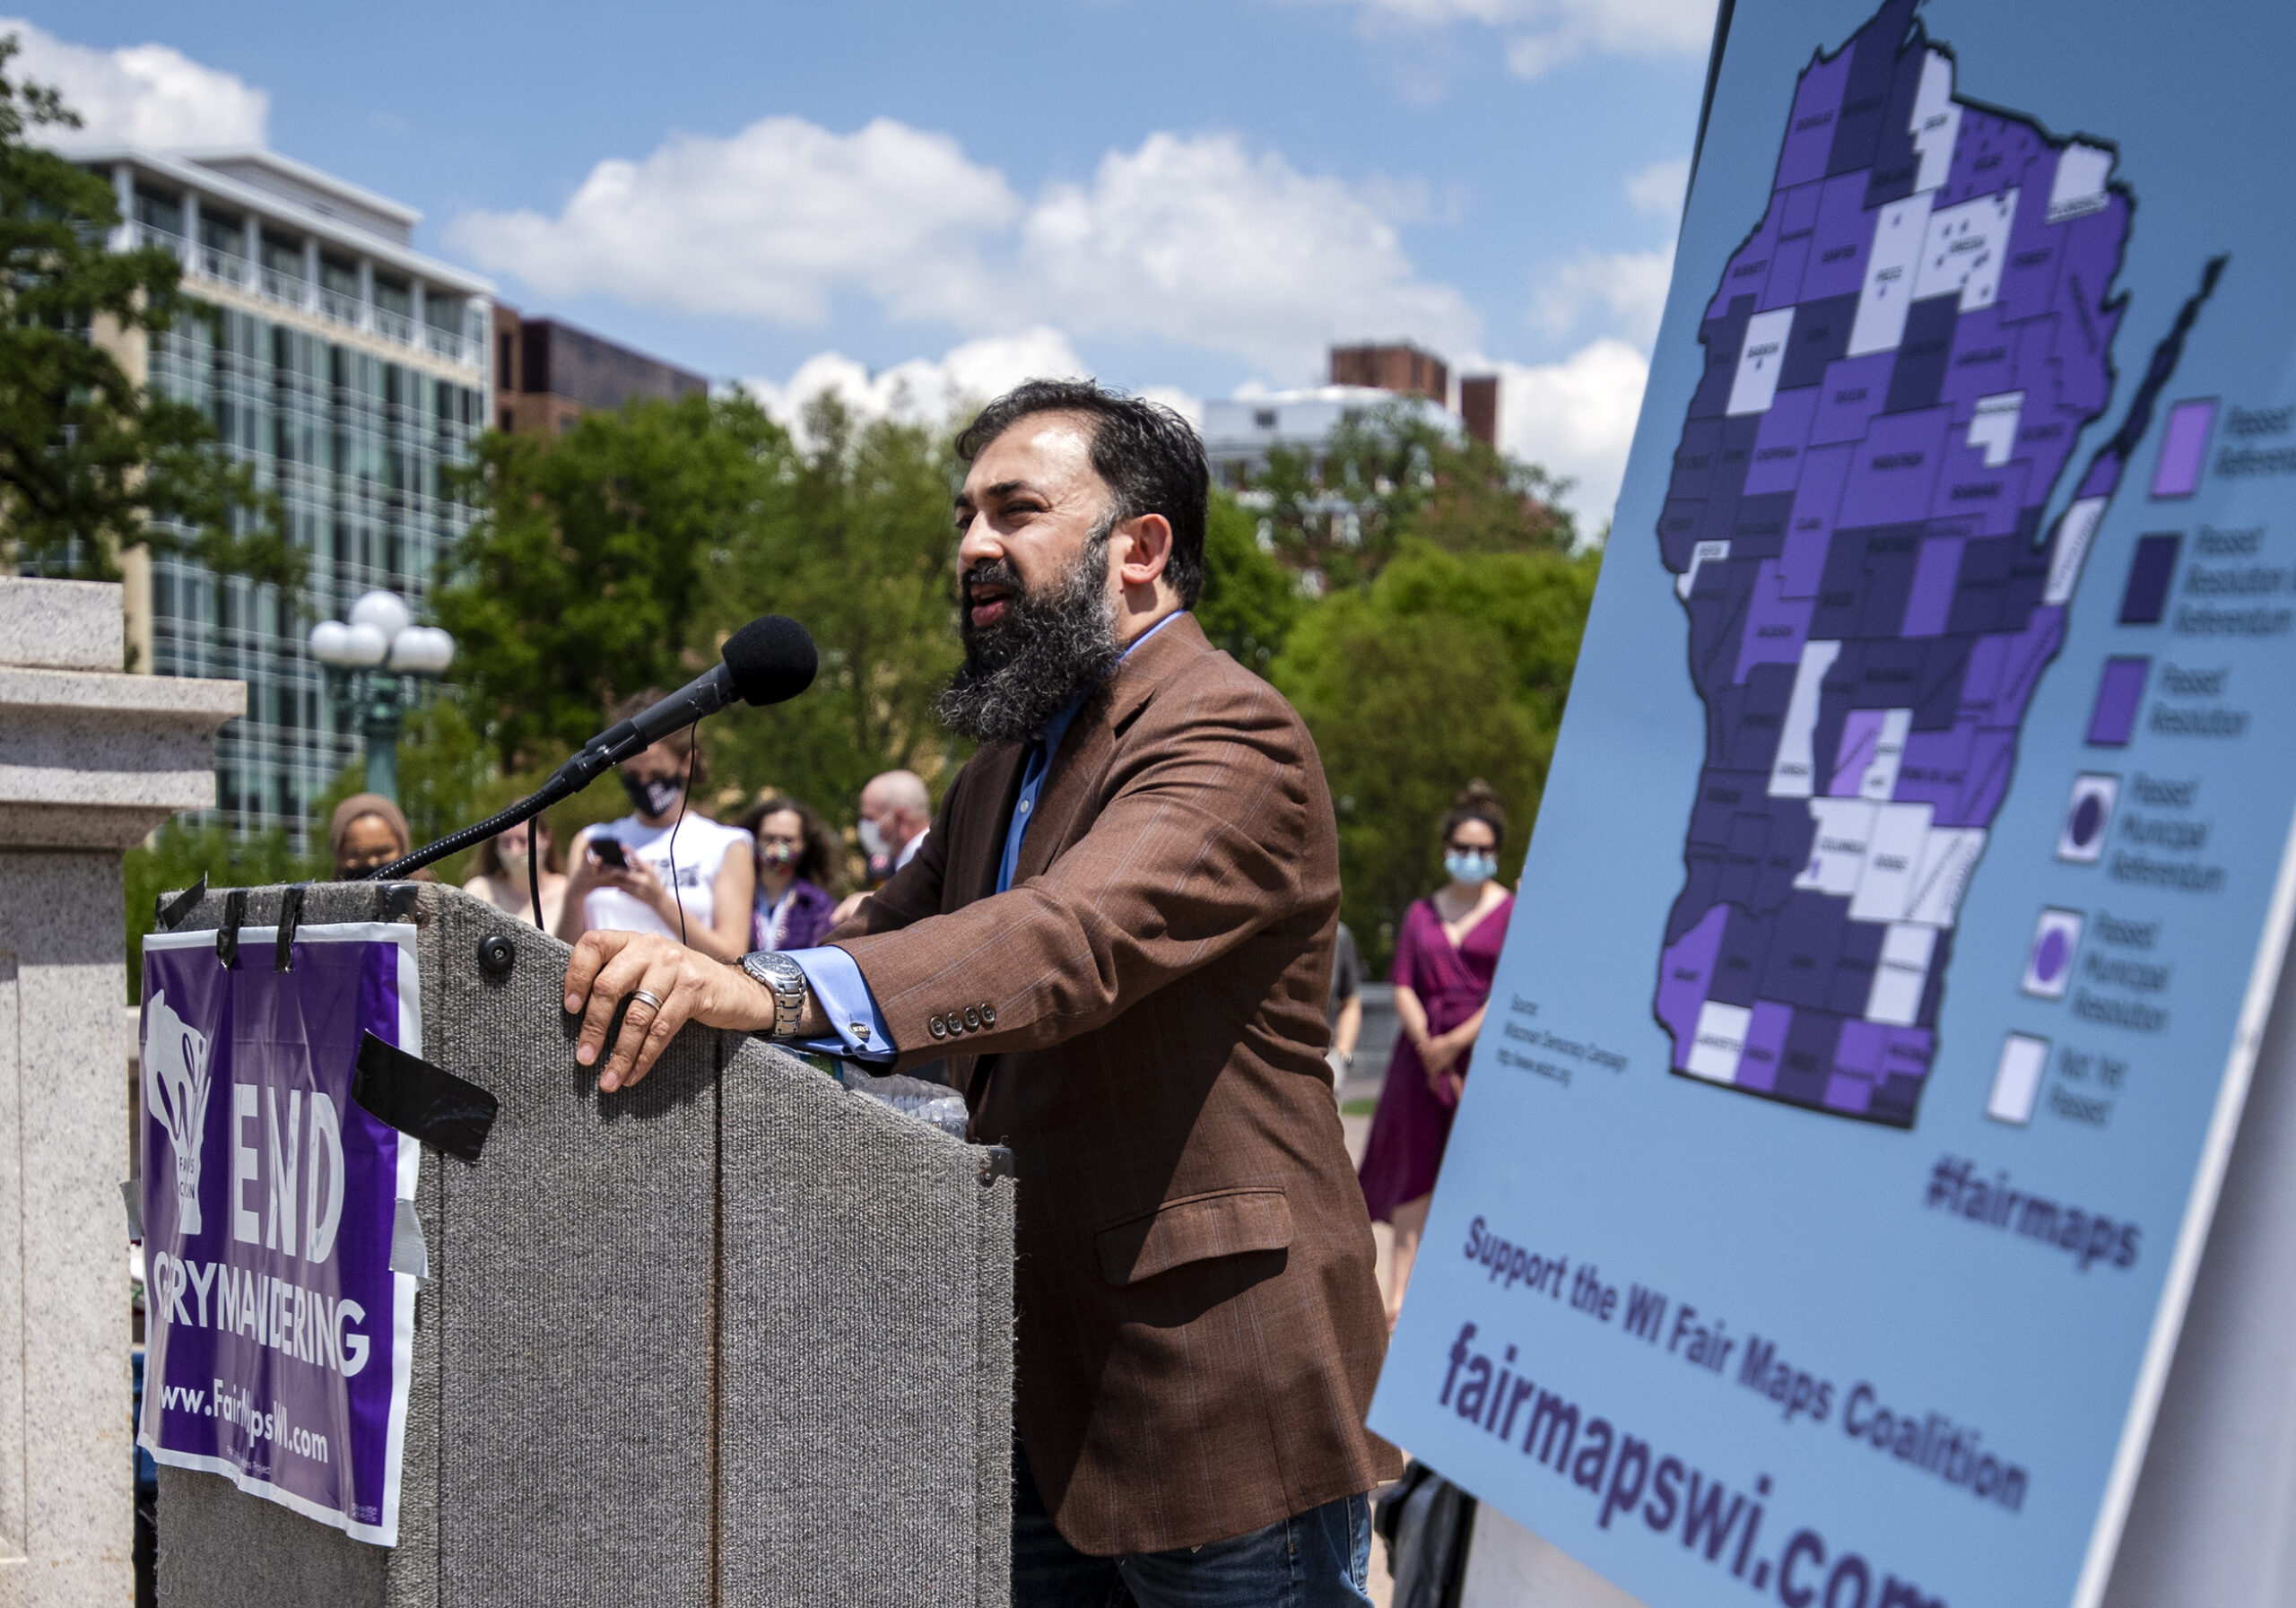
[555,699,756,961]
[562,381,1396,1606]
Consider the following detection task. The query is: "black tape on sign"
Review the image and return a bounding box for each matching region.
[274,883,308,973]
[157,875,207,932]
[216,890,247,969]
[352,1032,499,1165]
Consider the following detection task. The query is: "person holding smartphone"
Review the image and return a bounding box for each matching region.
[555,691,754,960]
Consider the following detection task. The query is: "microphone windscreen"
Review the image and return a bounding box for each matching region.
[720,615,818,707]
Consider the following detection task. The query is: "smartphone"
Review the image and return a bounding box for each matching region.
[589,837,630,869]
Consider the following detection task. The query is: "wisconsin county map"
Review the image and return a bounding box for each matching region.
[1654,0,2219,1126]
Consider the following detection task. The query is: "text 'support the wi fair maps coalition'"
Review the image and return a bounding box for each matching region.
[1653,0,2220,1128]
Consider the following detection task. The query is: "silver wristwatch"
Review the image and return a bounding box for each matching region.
[738,951,808,1039]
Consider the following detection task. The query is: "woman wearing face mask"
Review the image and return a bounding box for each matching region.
[735,793,841,952]
[555,691,756,961]
[1356,779,1515,1326]
[463,814,568,931]
[331,793,424,881]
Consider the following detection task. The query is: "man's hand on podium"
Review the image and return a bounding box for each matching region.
[565,931,824,1092]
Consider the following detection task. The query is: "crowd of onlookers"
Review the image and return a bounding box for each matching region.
[318,690,935,960]
[321,687,1516,1326]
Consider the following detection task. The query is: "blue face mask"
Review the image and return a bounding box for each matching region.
[1445,850,1499,886]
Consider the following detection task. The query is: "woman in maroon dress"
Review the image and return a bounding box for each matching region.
[1358,781,1514,1326]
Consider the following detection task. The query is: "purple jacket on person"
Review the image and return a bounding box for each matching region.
[753,878,837,952]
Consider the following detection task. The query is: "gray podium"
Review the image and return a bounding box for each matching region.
[153,882,1014,1608]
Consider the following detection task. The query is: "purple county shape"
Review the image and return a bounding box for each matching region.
[1939,304,2018,413]
[1940,109,2047,209]
[1737,1000,1796,1092]
[1775,46,1852,189]
[1779,445,1852,599]
[1748,387,1822,495]
[1896,724,1974,817]
[1810,354,1898,446]
[1900,535,1966,637]
[1836,407,1953,529]
[1735,560,1817,683]
[1657,904,1731,1068]
[1831,709,1885,796]
[1799,172,1879,302]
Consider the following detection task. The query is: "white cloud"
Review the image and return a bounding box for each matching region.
[746,326,1090,432]
[6,17,267,147]
[1488,337,1651,526]
[1626,155,1691,219]
[1293,0,1717,78]
[454,117,1017,325]
[457,120,1473,383]
[1022,133,1477,373]
[1530,243,1674,348]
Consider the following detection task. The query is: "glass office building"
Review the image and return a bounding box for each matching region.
[62,148,493,846]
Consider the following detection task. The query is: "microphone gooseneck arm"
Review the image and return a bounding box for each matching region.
[364,617,815,885]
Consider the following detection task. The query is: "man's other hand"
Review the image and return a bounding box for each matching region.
[564,930,774,1092]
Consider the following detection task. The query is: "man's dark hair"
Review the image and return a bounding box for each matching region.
[955,379,1209,607]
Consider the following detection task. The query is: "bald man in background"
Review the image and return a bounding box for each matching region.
[836,769,934,923]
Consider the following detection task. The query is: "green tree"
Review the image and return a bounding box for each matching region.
[700,395,970,821]
[123,821,309,1001]
[1250,400,1574,591]
[1274,543,1599,964]
[0,39,288,588]
[1195,487,1300,674]
[435,390,795,770]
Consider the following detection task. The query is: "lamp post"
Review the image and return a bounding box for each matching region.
[307,589,456,806]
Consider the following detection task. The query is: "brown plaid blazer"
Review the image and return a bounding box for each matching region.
[831,611,1398,1554]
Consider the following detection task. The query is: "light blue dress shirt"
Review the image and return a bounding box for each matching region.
[781,613,1181,1065]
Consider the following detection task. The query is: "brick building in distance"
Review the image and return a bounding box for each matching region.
[1202,342,1502,487]
[491,307,707,436]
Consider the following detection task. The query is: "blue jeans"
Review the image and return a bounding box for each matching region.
[1012,1441,1375,1608]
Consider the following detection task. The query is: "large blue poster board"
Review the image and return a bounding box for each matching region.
[1368,3,2296,1604]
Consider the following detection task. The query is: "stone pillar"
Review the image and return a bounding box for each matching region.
[0,578,241,1604]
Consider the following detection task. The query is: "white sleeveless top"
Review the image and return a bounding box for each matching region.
[578,814,752,941]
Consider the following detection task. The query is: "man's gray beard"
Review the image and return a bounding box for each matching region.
[937,524,1122,744]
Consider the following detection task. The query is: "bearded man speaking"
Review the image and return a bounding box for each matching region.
[562,380,1397,1605]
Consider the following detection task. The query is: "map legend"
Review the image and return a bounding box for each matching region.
[1987,1032,2052,1126]
[2057,773,2120,863]
[2118,534,2182,624]
[2022,908,2085,1000]
[2086,656,2151,745]
[2149,397,2218,499]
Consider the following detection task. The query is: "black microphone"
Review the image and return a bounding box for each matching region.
[574,615,819,769]
[366,616,818,883]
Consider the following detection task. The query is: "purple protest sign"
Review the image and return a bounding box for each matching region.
[138,922,420,1545]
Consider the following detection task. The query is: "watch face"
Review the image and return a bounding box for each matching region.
[744,952,789,981]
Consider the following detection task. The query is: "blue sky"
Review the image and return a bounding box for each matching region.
[28,0,1718,519]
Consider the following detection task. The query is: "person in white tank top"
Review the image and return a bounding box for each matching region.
[554,699,755,961]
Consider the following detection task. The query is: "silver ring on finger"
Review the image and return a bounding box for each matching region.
[629,989,665,1013]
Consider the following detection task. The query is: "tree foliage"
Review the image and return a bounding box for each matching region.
[1274,543,1599,966]
[432,391,787,770]
[699,395,971,818]
[0,39,288,587]
[1250,399,1575,591]
[1195,488,1300,672]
